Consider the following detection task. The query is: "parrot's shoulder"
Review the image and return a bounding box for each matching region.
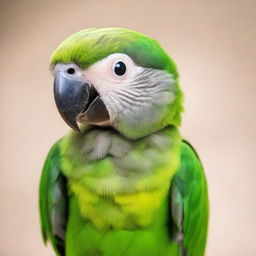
[173,140,208,189]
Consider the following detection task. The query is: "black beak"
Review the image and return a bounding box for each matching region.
[54,71,90,131]
[54,71,110,131]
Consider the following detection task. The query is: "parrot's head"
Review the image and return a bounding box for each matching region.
[51,28,183,139]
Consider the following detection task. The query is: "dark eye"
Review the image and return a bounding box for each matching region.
[67,68,75,74]
[114,61,126,76]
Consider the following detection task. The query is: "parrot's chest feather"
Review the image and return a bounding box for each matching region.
[61,126,181,230]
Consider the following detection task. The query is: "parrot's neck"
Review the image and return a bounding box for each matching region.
[60,126,182,230]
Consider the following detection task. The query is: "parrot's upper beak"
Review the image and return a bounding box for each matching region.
[54,70,110,131]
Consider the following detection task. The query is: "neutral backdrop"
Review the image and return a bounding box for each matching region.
[1,0,255,255]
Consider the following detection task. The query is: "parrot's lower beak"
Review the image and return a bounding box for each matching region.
[54,71,110,131]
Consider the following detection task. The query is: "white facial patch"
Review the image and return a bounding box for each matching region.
[83,53,176,137]
[84,53,143,88]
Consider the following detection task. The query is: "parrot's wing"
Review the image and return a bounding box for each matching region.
[39,140,68,256]
[169,140,209,256]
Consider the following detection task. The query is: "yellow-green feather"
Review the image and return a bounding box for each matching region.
[60,126,181,231]
[39,132,209,256]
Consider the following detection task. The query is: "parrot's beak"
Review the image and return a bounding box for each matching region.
[54,71,110,131]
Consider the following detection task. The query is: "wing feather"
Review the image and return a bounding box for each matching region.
[169,140,209,256]
[39,140,68,256]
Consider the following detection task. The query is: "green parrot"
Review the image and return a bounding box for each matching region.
[39,28,208,256]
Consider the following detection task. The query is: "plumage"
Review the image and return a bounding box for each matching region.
[50,28,178,77]
[39,27,209,256]
[39,140,67,256]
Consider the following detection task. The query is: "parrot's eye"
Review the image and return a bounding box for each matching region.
[67,68,75,75]
[114,61,126,76]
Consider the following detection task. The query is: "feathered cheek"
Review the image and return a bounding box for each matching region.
[157,91,175,106]
[100,92,121,125]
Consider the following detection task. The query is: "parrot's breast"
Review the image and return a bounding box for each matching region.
[66,194,180,256]
[68,178,170,230]
[60,126,181,230]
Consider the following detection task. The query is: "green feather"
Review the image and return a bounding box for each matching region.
[50,27,178,78]
[170,141,209,255]
[39,129,208,256]
[39,140,67,256]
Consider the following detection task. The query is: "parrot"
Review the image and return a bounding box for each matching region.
[39,27,209,256]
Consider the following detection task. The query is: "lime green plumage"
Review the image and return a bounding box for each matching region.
[170,142,209,255]
[39,27,209,256]
[60,126,181,232]
[50,28,178,78]
[40,127,208,256]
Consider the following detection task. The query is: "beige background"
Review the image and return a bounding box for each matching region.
[1,0,255,255]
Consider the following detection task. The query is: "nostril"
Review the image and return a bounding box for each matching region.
[67,68,75,74]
